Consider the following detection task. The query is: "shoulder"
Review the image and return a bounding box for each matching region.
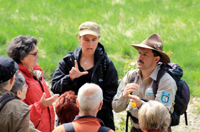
[127,69,138,78]
[9,99,29,110]
[53,125,65,132]
[162,72,176,83]
[4,99,30,118]
[58,53,75,67]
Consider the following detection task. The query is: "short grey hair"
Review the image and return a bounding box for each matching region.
[7,35,37,63]
[11,72,26,94]
[138,100,170,131]
[77,83,103,112]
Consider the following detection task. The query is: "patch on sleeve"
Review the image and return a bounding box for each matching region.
[161,91,170,104]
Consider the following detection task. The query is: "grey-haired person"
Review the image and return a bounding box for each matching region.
[112,33,177,132]
[53,83,114,132]
[11,72,40,132]
[0,56,30,132]
[51,21,118,130]
[138,100,170,132]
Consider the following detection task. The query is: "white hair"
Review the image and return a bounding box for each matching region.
[77,83,103,112]
[138,100,170,131]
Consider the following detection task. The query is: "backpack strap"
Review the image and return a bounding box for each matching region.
[126,110,139,132]
[0,94,17,111]
[98,126,110,132]
[152,68,167,96]
[184,111,188,125]
[63,122,75,132]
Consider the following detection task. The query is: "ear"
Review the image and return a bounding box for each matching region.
[155,56,160,63]
[76,99,80,108]
[16,91,21,97]
[78,36,81,43]
[98,101,103,110]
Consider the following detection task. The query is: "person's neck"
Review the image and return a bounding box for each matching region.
[81,53,94,60]
[141,65,156,80]
[3,84,12,91]
[79,111,97,117]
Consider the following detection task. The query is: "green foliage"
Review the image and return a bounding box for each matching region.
[0,0,200,97]
[0,33,7,45]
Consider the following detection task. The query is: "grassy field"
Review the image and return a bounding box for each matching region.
[0,0,200,96]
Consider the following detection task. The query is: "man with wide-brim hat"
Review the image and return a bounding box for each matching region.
[0,56,30,131]
[112,34,177,132]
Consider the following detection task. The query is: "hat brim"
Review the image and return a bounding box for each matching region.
[130,43,170,63]
[79,30,100,37]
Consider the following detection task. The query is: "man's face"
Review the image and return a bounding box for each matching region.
[137,48,158,71]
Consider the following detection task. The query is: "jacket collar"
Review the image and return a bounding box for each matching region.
[18,63,43,80]
[73,115,105,126]
[137,64,160,81]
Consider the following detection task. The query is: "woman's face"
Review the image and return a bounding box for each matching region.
[78,34,100,56]
[17,84,28,100]
[20,45,39,70]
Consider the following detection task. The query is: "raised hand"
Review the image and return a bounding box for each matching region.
[69,60,88,80]
[123,83,139,98]
[40,93,59,107]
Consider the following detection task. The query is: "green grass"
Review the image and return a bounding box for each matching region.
[0,0,200,96]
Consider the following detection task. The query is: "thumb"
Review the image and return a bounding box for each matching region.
[52,94,59,100]
[40,93,46,101]
[81,71,88,76]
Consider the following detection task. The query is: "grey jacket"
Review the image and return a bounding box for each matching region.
[0,88,30,132]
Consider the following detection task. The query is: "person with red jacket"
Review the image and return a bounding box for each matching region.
[7,35,59,132]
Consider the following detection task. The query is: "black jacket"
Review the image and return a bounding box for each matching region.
[51,43,118,110]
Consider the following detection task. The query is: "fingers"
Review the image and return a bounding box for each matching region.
[126,83,139,93]
[74,60,78,69]
[47,94,59,102]
[51,94,59,101]
[40,93,46,101]
[70,67,77,74]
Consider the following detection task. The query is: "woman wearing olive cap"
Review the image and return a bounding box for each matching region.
[51,21,118,130]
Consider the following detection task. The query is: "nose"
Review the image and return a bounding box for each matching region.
[88,41,92,46]
[138,54,142,59]
[36,52,39,58]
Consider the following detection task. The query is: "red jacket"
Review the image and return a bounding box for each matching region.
[19,63,55,132]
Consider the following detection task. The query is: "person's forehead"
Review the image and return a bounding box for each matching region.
[82,34,98,39]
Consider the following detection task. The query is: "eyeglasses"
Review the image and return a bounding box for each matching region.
[28,51,38,56]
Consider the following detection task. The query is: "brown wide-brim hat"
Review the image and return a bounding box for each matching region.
[130,33,170,63]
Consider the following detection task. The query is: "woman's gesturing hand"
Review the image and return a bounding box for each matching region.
[69,60,88,80]
[40,93,59,107]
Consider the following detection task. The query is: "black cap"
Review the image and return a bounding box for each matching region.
[0,56,19,83]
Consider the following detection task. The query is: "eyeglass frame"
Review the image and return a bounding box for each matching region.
[28,50,38,56]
